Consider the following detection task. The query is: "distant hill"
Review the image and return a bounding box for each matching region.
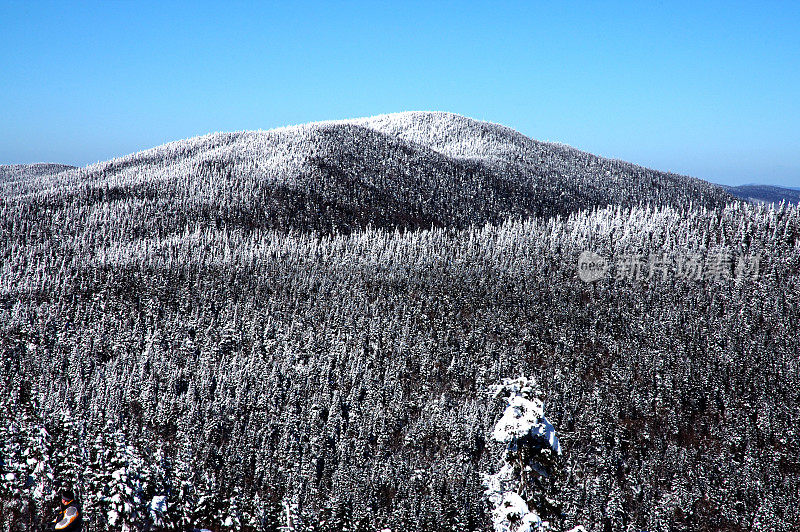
[723,183,800,205]
[1,112,732,234]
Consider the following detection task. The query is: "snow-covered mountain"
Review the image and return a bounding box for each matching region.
[2,112,731,234]
[4,114,798,532]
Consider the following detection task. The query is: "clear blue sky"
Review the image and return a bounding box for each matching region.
[1,1,798,186]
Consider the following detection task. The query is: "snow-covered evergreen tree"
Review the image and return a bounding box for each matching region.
[484,376,566,532]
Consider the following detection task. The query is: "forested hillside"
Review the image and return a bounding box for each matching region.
[1,114,798,532]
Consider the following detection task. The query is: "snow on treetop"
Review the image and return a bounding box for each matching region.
[489,376,561,455]
[492,395,544,442]
[150,495,167,513]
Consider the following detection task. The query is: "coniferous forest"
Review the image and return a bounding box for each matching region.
[1,113,799,531]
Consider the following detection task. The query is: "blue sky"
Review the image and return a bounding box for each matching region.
[1,1,798,187]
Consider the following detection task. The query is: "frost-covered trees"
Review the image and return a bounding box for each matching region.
[1,139,799,530]
[0,405,54,531]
